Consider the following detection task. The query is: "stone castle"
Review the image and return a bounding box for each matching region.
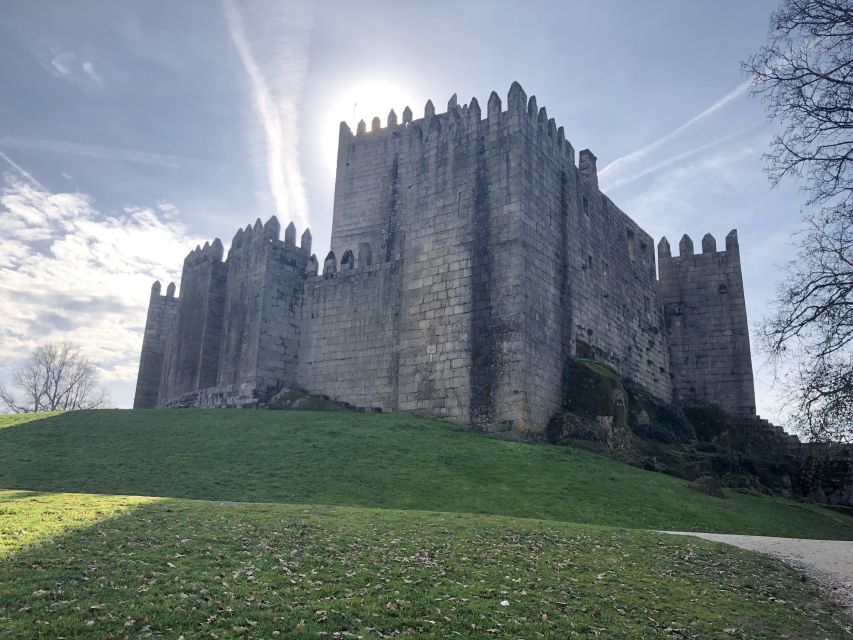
[134,81,756,433]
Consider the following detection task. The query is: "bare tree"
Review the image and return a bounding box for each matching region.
[0,342,109,413]
[745,0,853,441]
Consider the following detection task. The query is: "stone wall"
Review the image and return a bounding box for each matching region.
[158,240,227,402]
[659,230,756,415]
[217,216,311,399]
[512,83,672,430]
[297,254,402,411]
[132,281,177,408]
[329,90,532,429]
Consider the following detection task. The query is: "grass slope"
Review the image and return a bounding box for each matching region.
[0,490,849,640]
[1,410,850,539]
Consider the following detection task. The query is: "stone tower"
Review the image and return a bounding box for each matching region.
[658,230,756,415]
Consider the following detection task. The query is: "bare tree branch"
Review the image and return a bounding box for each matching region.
[747,1,853,441]
[0,341,110,413]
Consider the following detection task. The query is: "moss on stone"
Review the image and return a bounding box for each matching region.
[268,388,353,412]
[548,358,631,448]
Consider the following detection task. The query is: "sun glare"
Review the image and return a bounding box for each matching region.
[318,78,421,180]
[330,80,420,130]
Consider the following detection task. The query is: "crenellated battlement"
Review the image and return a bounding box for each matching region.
[339,81,579,170]
[658,229,740,262]
[149,280,177,299]
[659,228,754,416]
[184,238,224,266]
[312,240,390,281]
[227,216,313,262]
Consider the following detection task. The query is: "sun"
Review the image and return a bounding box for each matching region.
[317,77,422,181]
[329,79,420,131]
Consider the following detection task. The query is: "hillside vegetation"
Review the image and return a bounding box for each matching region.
[1,490,850,640]
[0,410,850,539]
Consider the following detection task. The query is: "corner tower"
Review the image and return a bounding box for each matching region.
[658,230,756,415]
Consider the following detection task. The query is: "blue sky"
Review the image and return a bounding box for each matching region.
[0,0,804,420]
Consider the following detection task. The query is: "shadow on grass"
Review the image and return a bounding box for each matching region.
[0,490,850,640]
[0,490,49,504]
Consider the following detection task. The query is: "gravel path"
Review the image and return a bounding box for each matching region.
[665,532,853,614]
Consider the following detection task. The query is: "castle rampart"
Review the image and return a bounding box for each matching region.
[135,81,757,434]
[159,240,227,403]
[297,250,402,411]
[133,280,177,409]
[658,229,756,415]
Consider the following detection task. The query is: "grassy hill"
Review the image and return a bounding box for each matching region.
[0,409,850,539]
[1,490,850,640]
[1,410,852,639]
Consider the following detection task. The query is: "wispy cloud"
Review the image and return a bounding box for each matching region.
[599,81,751,190]
[0,135,220,170]
[44,50,104,89]
[603,124,764,191]
[0,149,46,190]
[221,0,311,230]
[0,175,203,388]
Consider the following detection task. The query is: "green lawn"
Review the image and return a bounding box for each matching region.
[0,410,850,538]
[0,490,849,640]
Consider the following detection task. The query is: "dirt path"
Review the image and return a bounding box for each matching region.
[665,532,853,614]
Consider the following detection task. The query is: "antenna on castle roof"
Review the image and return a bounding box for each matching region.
[424,99,435,118]
[402,106,412,125]
[387,109,397,127]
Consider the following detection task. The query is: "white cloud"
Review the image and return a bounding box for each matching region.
[222,0,312,231]
[81,61,103,85]
[44,50,104,88]
[0,176,203,393]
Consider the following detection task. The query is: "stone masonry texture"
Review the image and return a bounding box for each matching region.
[133,81,758,431]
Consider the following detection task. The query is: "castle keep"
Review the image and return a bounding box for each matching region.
[134,82,757,432]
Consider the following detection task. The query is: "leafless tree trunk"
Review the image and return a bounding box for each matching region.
[0,342,109,413]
